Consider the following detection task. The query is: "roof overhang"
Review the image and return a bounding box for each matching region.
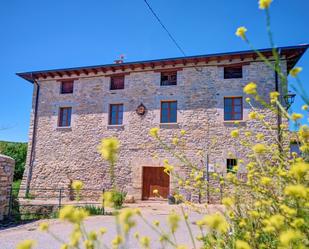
[17,44,309,83]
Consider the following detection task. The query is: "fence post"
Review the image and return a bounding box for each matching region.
[102,188,105,215]
[8,186,13,219]
[58,188,63,211]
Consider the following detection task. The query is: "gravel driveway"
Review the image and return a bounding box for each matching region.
[0,202,222,249]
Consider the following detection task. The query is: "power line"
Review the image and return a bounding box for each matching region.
[143,0,187,57]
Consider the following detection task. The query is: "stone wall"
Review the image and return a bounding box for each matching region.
[20,58,287,202]
[0,154,15,220]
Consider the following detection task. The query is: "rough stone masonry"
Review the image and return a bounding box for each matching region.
[0,154,15,220]
[16,45,308,202]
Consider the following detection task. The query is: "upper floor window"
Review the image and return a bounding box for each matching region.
[224,97,243,121]
[227,158,237,173]
[109,104,123,125]
[161,71,177,86]
[110,75,124,90]
[224,66,242,79]
[61,80,74,94]
[58,107,72,127]
[161,101,177,123]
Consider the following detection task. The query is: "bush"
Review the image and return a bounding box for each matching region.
[0,141,27,181]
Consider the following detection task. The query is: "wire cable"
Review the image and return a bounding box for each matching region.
[143,0,187,57]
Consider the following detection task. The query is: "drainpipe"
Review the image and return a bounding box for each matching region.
[25,74,40,196]
[275,49,283,152]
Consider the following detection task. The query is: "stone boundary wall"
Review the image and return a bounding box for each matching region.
[0,154,15,221]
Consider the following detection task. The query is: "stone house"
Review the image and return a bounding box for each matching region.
[17,45,308,202]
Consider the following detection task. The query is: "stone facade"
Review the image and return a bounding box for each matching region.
[0,154,15,220]
[20,56,288,202]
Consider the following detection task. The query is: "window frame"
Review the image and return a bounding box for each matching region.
[224,97,243,121]
[160,71,177,86]
[160,100,177,123]
[109,103,124,125]
[224,66,243,79]
[110,75,125,90]
[58,107,72,127]
[60,80,74,94]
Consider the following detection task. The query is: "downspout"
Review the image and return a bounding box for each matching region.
[275,49,283,152]
[25,74,40,196]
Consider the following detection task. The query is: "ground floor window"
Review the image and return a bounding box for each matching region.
[227,158,237,173]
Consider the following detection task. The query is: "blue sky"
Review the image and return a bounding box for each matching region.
[0,0,308,142]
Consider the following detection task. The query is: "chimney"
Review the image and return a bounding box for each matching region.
[114,54,125,64]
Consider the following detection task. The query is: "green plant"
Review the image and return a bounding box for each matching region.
[111,191,126,209]
[83,205,105,215]
[0,141,27,181]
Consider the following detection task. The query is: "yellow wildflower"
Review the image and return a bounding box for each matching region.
[270,91,280,103]
[102,191,113,207]
[284,184,307,199]
[202,213,229,233]
[259,0,272,9]
[88,231,97,241]
[168,212,180,233]
[235,26,247,39]
[263,215,285,230]
[290,162,309,180]
[98,138,119,164]
[59,205,88,223]
[134,232,139,239]
[112,235,123,246]
[245,97,251,103]
[256,133,264,140]
[176,246,188,249]
[290,67,302,77]
[71,180,83,191]
[260,177,271,186]
[16,240,36,249]
[231,129,239,138]
[140,236,150,248]
[153,220,160,226]
[291,113,303,121]
[280,204,297,216]
[253,143,267,153]
[235,240,251,249]
[291,218,305,228]
[60,244,69,249]
[180,129,186,136]
[243,82,257,95]
[172,137,179,145]
[279,230,303,246]
[38,222,49,232]
[84,240,94,249]
[302,104,308,111]
[248,111,257,119]
[70,231,82,247]
[245,131,252,137]
[222,197,234,208]
[99,227,107,235]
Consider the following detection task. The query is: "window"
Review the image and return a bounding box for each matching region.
[110,75,124,90]
[227,159,237,173]
[109,104,123,125]
[224,97,243,121]
[58,107,72,127]
[61,81,74,94]
[161,71,177,86]
[224,66,242,79]
[161,101,177,123]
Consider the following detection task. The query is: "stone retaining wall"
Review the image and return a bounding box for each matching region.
[0,154,15,220]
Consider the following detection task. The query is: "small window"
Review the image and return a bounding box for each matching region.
[110,75,124,90]
[161,71,177,86]
[61,81,74,94]
[58,107,72,127]
[224,66,242,79]
[161,101,177,123]
[224,97,243,121]
[109,104,123,125]
[227,159,237,173]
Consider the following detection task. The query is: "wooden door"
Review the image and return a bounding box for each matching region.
[142,167,169,200]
